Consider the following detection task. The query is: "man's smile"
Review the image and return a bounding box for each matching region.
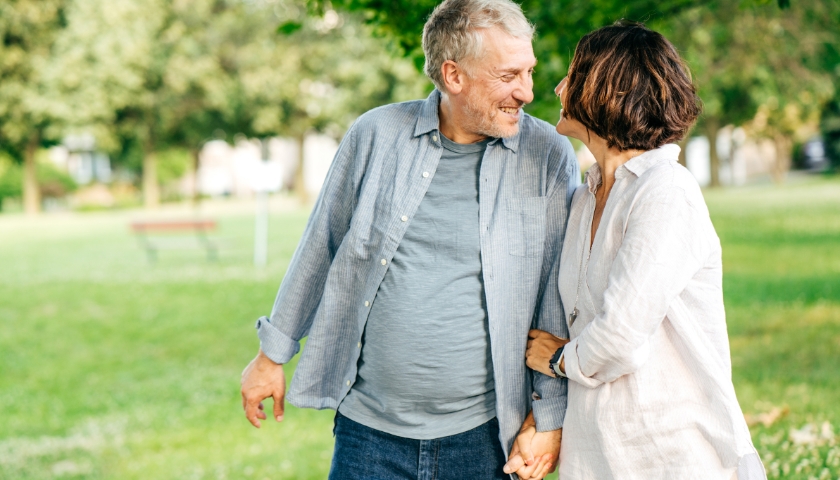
[499,106,520,116]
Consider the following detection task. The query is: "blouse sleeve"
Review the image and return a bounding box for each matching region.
[563,183,712,388]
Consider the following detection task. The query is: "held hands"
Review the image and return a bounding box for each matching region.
[526,329,569,377]
[503,411,561,479]
[241,349,287,428]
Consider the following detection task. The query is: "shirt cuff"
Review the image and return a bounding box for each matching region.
[531,385,567,432]
[255,316,300,364]
[563,338,602,389]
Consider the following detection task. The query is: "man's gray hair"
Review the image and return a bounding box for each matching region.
[422,0,535,91]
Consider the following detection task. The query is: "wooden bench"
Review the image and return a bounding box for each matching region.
[131,220,218,262]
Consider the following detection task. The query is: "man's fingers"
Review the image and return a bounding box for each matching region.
[514,459,540,479]
[503,453,525,474]
[509,440,520,456]
[523,455,551,480]
[245,405,262,428]
[243,397,262,428]
[273,392,285,422]
[519,437,535,465]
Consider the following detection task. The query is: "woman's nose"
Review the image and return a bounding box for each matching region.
[555,77,568,98]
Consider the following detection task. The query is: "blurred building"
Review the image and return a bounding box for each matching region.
[195,134,338,198]
[49,134,112,185]
[686,128,776,187]
[800,137,829,172]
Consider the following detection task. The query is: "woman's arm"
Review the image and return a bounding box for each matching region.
[563,183,713,388]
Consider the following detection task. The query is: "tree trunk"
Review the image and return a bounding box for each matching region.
[142,135,159,208]
[23,132,41,215]
[772,134,792,184]
[706,121,721,187]
[293,133,308,204]
[191,147,201,209]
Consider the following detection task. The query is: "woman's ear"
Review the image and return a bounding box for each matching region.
[440,60,466,95]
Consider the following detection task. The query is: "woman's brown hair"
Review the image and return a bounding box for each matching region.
[563,20,701,151]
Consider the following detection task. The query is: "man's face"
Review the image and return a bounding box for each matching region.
[459,28,536,139]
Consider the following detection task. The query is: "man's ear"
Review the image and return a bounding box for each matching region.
[440,60,466,95]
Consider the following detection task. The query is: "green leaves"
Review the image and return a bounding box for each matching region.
[277,21,303,35]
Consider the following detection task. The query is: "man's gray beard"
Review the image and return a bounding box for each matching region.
[463,94,519,139]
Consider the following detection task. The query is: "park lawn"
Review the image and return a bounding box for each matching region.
[1,177,839,479]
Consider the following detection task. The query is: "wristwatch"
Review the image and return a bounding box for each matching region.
[549,345,567,378]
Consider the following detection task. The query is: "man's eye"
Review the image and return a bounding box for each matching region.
[502,75,515,82]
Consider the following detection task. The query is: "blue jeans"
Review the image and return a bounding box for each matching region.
[329,413,508,480]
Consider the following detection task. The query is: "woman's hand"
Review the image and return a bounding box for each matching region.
[526,329,569,377]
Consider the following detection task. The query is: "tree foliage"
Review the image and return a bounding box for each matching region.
[16,0,425,209]
[313,0,794,120]
[319,0,839,185]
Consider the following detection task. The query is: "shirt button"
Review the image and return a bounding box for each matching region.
[401,215,408,222]
[422,172,429,178]
[364,301,370,307]
[432,135,438,142]
[346,380,351,386]
[381,258,387,265]
[357,342,362,348]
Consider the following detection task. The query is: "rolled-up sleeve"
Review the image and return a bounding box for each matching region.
[564,184,711,388]
[256,124,361,364]
[531,141,579,431]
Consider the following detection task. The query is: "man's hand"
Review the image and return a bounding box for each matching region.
[241,349,286,428]
[503,412,561,479]
[525,329,569,377]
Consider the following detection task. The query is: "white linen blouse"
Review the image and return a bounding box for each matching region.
[558,145,765,480]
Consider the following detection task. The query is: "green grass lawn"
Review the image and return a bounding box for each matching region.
[1,178,839,479]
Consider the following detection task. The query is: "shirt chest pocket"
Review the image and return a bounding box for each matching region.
[506,197,547,257]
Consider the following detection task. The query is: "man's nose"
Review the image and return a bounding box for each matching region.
[514,77,535,105]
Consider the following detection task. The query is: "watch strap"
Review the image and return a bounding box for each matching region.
[549,345,565,378]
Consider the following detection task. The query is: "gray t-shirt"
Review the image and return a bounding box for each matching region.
[338,134,495,439]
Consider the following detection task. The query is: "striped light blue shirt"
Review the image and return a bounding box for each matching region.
[256,89,579,454]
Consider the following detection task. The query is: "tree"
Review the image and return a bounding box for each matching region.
[708,0,840,182]
[52,0,254,208]
[822,95,840,171]
[0,0,67,214]
[56,0,426,206]
[314,0,791,123]
[235,6,428,201]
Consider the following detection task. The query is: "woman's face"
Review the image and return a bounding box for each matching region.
[554,76,588,142]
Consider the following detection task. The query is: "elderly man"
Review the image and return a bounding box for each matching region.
[240,0,579,478]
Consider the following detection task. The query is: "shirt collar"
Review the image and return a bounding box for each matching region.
[585,144,681,192]
[413,89,521,153]
[621,144,681,177]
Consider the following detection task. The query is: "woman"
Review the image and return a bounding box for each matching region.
[523,21,765,480]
